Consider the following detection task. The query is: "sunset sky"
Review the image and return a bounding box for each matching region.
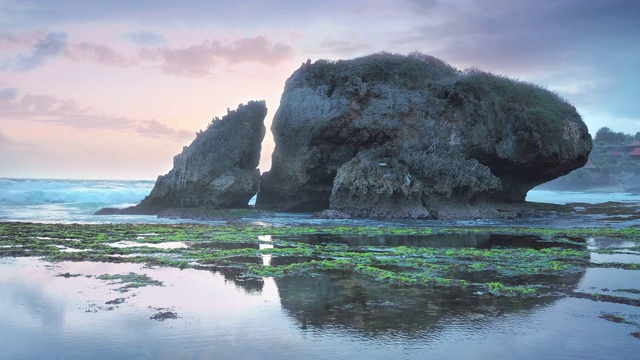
[1,0,639,180]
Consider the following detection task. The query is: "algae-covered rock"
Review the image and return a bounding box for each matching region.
[257,53,591,218]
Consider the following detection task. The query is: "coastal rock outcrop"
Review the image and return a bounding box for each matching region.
[108,101,267,214]
[256,53,592,218]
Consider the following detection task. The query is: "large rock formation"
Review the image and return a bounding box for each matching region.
[256,53,591,218]
[116,101,267,214]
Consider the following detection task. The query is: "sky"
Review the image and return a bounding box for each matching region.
[1,0,639,180]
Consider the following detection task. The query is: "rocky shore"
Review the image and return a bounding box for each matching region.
[98,53,592,220]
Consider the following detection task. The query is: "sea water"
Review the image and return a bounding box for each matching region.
[526,189,640,205]
[2,179,640,359]
[0,256,637,360]
[0,178,162,224]
[2,177,640,224]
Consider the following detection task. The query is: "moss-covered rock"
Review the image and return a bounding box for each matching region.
[257,52,591,218]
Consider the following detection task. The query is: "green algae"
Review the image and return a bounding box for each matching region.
[0,221,637,299]
[599,313,628,324]
[589,262,640,270]
[440,226,640,241]
[96,272,164,293]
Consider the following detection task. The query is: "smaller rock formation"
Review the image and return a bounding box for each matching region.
[100,101,267,215]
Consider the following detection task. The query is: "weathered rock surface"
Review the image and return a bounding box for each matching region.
[102,101,267,215]
[257,53,592,218]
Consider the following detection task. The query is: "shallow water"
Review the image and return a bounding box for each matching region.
[2,231,639,360]
[2,180,640,358]
[575,267,640,296]
[281,233,578,250]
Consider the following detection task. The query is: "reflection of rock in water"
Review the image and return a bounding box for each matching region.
[275,271,585,335]
[274,233,585,250]
[276,275,472,332]
[194,242,265,294]
[214,268,264,295]
[277,233,492,248]
[191,242,260,250]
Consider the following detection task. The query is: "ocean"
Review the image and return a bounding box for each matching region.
[2,178,640,359]
[0,178,160,224]
[1,177,640,224]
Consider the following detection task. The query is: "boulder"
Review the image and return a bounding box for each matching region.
[256,53,591,218]
[103,101,267,214]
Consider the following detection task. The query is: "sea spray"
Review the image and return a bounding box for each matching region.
[0,178,162,223]
[0,178,154,206]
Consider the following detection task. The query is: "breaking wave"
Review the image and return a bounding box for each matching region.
[0,178,154,206]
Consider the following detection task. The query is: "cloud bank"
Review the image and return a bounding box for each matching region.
[0,32,68,71]
[1,32,293,76]
[140,36,294,76]
[397,0,640,126]
[0,32,133,70]
[69,42,135,67]
[0,90,192,141]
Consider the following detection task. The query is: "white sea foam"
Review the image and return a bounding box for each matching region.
[526,189,640,205]
[0,178,165,223]
[2,178,638,224]
[0,178,154,206]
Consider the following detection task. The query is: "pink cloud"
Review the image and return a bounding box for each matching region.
[140,43,217,76]
[0,90,191,141]
[140,36,294,76]
[1,32,293,77]
[50,114,134,130]
[69,42,135,67]
[0,90,104,122]
[136,119,193,140]
[215,37,294,65]
[0,92,88,117]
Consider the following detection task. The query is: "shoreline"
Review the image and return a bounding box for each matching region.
[89,199,640,226]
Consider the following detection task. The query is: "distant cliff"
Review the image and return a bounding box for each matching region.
[256,53,592,218]
[539,128,640,192]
